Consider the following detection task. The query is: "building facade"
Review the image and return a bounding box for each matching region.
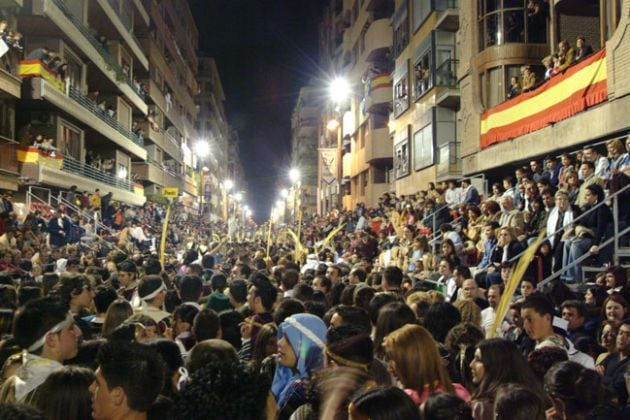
[389,0,460,197]
[458,0,627,183]
[318,0,397,213]
[290,86,319,217]
[134,0,200,207]
[16,0,150,206]
[196,56,230,221]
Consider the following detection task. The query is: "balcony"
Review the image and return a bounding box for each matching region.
[30,77,147,159]
[183,174,197,196]
[164,131,182,162]
[18,146,145,205]
[0,140,19,190]
[132,160,182,188]
[434,0,459,32]
[363,73,392,114]
[0,65,22,99]
[435,59,460,109]
[98,0,149,69]
[37,0,147,112]
[364,18,392,63]
[480,49,607,149]
[437,142,462,181]
[365,127,392,163]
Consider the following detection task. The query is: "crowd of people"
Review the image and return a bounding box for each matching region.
[0,136,625,419]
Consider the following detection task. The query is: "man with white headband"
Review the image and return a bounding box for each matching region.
[135,275,171,331]
[0,296,81,404]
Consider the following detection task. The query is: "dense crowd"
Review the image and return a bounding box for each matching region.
[0,137,626,419]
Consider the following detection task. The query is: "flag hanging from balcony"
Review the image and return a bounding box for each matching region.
[18,60,65,92]
[480,49,608,149]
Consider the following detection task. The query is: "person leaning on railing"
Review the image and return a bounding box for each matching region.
[561,184,612,283]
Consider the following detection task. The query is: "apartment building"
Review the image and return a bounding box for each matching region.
[389,0,460,197]
[196,56,230,221]
[317,0,396,212]
[458,1,628,183]
[16,0,150,206]
[132,0,200,205]
[0,1,23,192]
[290,86,319,217]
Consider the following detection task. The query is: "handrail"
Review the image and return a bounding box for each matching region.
[51,0,146,101]
[62,154,134,192]
[477,183,630,274]
[435,58,459,88]
[537,224,630,290]
[56,193,115,234]
[68,86,144,147]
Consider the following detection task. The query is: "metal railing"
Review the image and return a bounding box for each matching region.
[57,192,115,234]
[435,59,459,88]
[475,183,630,278]
[68,86,144,147]
[437,142,461,176]
[51,0,146,101]
[62,154,134,192]
[436,0,459,10]
[107,0,143,53]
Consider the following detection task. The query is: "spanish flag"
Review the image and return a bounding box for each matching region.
[17,146,64,170]
[480,49,607,149]
[370,73,392,91]
[18,60,66,92]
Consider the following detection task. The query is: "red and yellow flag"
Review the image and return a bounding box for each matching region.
[480,49,607,149]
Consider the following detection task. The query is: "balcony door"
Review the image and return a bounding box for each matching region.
[60,121,82,161]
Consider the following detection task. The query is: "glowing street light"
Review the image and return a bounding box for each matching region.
[329,76,350,104]
[327,118,340,131]
[223,179,234,191]
[194,140,211,158]
[280,188,289,199]
[289,168,300,184]
[234,192,243,202]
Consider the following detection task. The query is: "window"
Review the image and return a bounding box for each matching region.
[414,50,432,99]
[413,123,434,171]
[373,166,387,183]
[393,63,409,118]
[63,48,84,91]
[478,0,546,50]
[60,121,82,161]
[393,2,409,58]
[0,100,14,140]
[394,129,410,179]
[413,0,431,33]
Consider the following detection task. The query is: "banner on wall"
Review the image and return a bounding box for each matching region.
[319,148,337,185]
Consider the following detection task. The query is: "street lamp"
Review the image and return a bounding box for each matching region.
[289,167,300,184]
[280,188,289,199]
[329,76,351,105]
[328,77,350,212]
[194,140,211,158]
[223,179,234,191]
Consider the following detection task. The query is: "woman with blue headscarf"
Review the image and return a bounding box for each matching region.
[271,313,327,420]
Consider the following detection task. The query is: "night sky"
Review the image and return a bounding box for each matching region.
[189,0,327,222]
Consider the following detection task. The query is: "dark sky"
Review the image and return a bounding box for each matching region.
[189,0,327,222]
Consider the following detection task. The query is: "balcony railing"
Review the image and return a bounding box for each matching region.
[51,0,146,100]
[436,0,459,9]
[63,154,133,191]
[435,59,459,88]
[437,142,461,176]
[68,86,144,146]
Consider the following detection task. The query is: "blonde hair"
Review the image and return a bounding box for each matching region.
[606,139,625,156]
[454,300,481,327]
[385,324,454,394]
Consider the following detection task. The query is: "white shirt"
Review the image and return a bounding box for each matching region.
[481,306,504,338]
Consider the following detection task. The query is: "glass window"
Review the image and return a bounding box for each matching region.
[485,0,499,13]
[413,51,432,99]
[503,0,523,8]
[60,122,82,161]
[393,67,409,118]
[413,123,434,171]
[393,2,409,58]
[485,13,500,47]
[413,0,431,32]
[395,137,410,179]
[504,10,525,43]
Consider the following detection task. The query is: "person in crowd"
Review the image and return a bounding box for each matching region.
[33,366,94,420]
[521,293,595,368]
[583,146,610,180]
[574,36,594,61]
[347,386,421,420]
[0,297,82,403]
[562,184,611,283]
[384,324,471,405]
[90,341,165,420]
[271,313,326,419]
[557,40,575,72]
[507,76,521,99]
[469,338,546,420]
[498,196,524,236]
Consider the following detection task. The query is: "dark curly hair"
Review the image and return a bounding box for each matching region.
[174,361,270,420]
